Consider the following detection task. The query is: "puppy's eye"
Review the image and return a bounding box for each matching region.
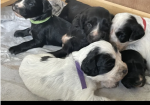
[87,23,92,28]
[29,3,34,6]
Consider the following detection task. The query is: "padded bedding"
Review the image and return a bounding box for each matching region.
[1,0,150,101]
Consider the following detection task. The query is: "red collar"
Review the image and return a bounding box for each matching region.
[141,17,146,31]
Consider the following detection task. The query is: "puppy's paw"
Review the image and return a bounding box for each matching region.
[9,46,22,55]
[14,30,30,37]
[14,30,24,37]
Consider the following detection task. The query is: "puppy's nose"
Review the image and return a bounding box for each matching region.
[123,69,128,75]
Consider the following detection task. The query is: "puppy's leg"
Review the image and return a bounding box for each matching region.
[49,49,67,58]
[9,39,44,55]
[14,28,31,37]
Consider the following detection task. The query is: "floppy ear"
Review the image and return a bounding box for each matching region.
[130,24,145,41]
[81,48,115,76]
[42,0,52,13]
[100,18,111,32]
[72,13,85,29]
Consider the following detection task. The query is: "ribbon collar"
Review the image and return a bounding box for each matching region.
[141,17,146,31]
[75,61,87,89]
[30,16,52,24]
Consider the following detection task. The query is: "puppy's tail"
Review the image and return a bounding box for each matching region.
[65,0,76,3]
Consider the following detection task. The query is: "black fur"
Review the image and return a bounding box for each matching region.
[50,26,89,58]
[41,56,51,61]
[116,16,145,43]
[9,0,71,55]
[59,0,91,23]
[81,47,115,76]
[72,7,112,43]
[121,50,147,88]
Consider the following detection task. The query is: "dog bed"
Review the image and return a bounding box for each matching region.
[1,2,150,101]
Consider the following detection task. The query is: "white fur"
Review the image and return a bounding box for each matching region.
[90,23,100,37]
[110,13,150,75]
[16,0,25,8]
[19,41,127,101]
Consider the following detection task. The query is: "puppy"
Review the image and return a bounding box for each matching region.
[9,0,71,55]
[19,40,128,101]
[110,13,150,74]
[121,50,147,88]
[51,6,113,58]
[59,0,91,23]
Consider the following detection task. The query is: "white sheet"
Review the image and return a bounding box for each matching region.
[1,2,150,101]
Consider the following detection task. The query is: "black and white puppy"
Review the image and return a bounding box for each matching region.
[110,13,150,75]
[51,6,113,58]
[9,0,71,55]
[59,0,91,23]
[19,40,128,101]
[121,50,147,88]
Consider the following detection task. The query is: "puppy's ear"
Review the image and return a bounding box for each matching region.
[42,0,52,13]
[100,18,111,32]
[130,24,145,41]
[81,48,115,76]
[72,13,85,29]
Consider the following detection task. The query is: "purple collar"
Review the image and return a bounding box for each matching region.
[75,61,87,89]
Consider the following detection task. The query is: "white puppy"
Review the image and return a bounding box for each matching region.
[110,13,150,75]
[19,40,127,101]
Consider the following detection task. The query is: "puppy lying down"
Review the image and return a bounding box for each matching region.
[121,50,147,88]
[19,40,127,101]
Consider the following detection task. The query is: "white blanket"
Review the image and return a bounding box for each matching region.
[1,4,150,101]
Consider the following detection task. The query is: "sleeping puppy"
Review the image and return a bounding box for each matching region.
[51,6,113,58]
[121,50,147,88]
[59,0,91,23]
[9,0,71,55]
[19,40,128,101]
[110,13,150,75]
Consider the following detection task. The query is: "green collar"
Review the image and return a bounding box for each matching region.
[30,16,52,24]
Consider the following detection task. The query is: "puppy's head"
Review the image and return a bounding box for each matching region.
[72,41,128,88]
[121,61,146,88]
[61,26,89,53]
[72,7,113,43]
[12,0,52,18]
[110,13,145,50]
[121,50,147,88]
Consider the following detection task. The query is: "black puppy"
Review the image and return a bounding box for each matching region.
[50,6,113,58]
[59,0,91,23]
[9,0,71,55]
[121,50,147,88]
